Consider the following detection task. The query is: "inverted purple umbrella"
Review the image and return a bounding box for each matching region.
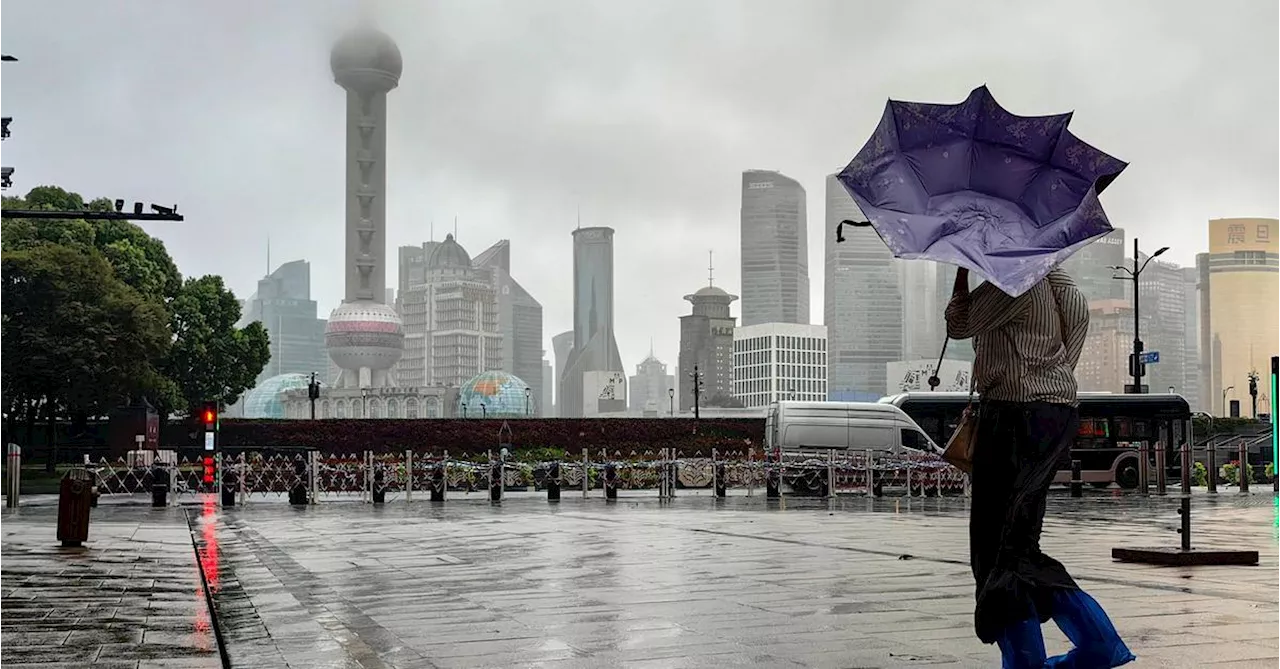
[835,85,1127,297]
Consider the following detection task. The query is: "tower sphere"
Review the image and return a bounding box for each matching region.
[325,301,404,376]
[330,27,402,91]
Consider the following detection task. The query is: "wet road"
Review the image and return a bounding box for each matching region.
[4,492,1278,668]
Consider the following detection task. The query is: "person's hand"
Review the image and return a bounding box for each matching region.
[952,267,969,296]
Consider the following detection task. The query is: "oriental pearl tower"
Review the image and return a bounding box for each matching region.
[324,25,405,389]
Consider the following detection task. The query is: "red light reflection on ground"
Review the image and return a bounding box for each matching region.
[192,497,219,651]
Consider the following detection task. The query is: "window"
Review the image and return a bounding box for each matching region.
[901,429,926,452]
[406,398,420,419]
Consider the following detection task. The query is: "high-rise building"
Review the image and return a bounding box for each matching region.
[1125,253,1187,397]
[559,227,623,417]
[541,357,554,419]
[395,234,503,390]
[898,260,975,363]
[1181,267,1201,411]
[473,239,544,415]
[1061,229,1126,303]
[629,348,676,416]
[325,26,405,390]
[238,260,329,386]
[741,170,808,326]
[823,174,900,400]
[678,279,738,411]
[551,330,574,417]
[1077,299,1134,393]
[732,323,828,408]
[398,241,440,296]
[1200,218,1278,415]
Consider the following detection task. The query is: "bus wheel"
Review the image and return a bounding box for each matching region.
[1115,463,1140,490]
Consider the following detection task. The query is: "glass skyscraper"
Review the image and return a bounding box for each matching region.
[740,170,809,327]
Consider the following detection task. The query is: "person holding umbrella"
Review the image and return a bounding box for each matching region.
[946,266,1133,668]
[834,86,1136,667]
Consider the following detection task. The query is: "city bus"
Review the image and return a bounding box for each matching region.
[879,392,1192,489]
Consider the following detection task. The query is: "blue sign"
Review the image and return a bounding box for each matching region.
[1139,351,1160,364]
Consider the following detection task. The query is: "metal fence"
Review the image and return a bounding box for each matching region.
[75,447,970,505]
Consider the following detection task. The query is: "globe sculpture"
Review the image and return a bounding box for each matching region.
[457,371,534,418]
[242,373,322,419]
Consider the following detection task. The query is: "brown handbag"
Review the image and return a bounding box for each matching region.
[930,338,976,474]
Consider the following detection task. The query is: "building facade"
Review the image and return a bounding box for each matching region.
[1200,218,1279,415]
[629,351,676,416]
[559,227,624,417]
[551,330,574,417]
[395,234,503,390]
[732,323,828,408]
[678,284,738,411]
[741,170,808,327]
[472,239,544,416]
[1077,299,1135,393]
[1061,228,1126,303]
[823,174,901,400]
[238,260,329,387]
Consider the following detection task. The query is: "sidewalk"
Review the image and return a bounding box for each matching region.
[1,504,222,668]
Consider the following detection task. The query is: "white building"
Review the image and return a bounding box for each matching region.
[886,359,974,394]
[582,370,628,417]
[732,323,828,409]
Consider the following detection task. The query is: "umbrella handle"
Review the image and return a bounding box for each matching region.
[835,219,872,243]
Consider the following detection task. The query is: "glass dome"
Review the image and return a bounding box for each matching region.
[457,370,534,418]
[242,373,320,419]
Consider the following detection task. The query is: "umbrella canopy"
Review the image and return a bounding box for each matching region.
[836,85,1127,297]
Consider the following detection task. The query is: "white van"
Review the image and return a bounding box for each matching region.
[764,401,940,456]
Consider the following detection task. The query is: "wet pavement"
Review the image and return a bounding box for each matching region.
[4,492,1277,668]
[1,503,222,668]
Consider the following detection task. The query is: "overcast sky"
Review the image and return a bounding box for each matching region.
[3,0,1277,377]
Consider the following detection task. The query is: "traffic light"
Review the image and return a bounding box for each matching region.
[200,401,218,430]
[202,456,215,484]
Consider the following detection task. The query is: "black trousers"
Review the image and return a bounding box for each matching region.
[970,400,1080,644]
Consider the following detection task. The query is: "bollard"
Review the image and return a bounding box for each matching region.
[667,448,677,499]
[430,460,445,502]
[1176,495,1192,551]
[547,461,561,502]
[582,449,589,499]
[864,449,875,497]
[825,450,835,499]
[6,444,20,509]
[765,451,781,499]
[905,459,914,498]
[604,462,618,500]
[151,464,169,508]
[1070,459,1082,498]
[1154,444,1167,496]
[372,465,386,505]
[1179,442,1192,495]
[223,464,239,507]
[287,454,307,506]
[1206,445,1217,494]
[240,453,249,506]
[489,455,503,503]
[1237,441,1249,494]
[1137,441,1150,496]
[715,460,726,498]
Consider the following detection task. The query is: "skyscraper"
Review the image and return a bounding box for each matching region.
[238,260,328,386]
[740,170,808,326]
[823,174,900,400]
[472,239,544,415]
[560,227,623,417]
[629,349,675,415]
[551,330,574,417]
[1060,229,1126,303]
[325,25,404,389]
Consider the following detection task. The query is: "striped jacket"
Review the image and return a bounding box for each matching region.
[944,268,1089,406]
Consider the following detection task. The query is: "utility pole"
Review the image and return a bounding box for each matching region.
[689,366,704,420]
[1110,238,1168,394]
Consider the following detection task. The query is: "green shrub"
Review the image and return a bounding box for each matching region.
[1267,462,1275,480]
[1220,462,1254,485]
[1192,461,1207,487]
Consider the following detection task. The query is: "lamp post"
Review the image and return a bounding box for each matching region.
[1222,386,1234,417]
[480,402,487,419]
[360,388,369,419]
[689,366,704,420]
[1247,370,1259,419]
[524,387,531,417]
[307,372,321,419]
[668,388,675,417]
[1109,238,1169,395]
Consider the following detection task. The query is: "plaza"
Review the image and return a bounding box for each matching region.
[2,491,1277,668]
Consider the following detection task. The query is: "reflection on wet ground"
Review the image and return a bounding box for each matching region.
[3,492,1277,668]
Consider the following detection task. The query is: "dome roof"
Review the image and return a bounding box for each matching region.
[457,370,534,418]
[243,373,321,419]
[427,233,472,270]
[684,284,739,302]
[326,300,404,373]
[330,26,402,89]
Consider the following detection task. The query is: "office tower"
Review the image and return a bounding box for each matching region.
[1181,267,1201,411]
[1124,252,1187,398]
[732,323,828,408]
[238,260,329,386]
[678,271,738,411]
[823,174,900,400]
[741,170,808,326]
[630,347,676,415]
[473,239,544,416]
[551,330,574,417]
[1061,229,1126,303]
[1077,299,1135,393]
[559,227,624,417]
[541,357,554,419]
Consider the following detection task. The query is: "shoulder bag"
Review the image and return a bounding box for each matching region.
[929,338,977,474]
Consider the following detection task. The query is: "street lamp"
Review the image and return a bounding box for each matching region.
[360,388,369,419]
[524,387,531,417]
[1222,386,1235,417]
[688,365,705,420]
[668,388,675,417]
[1109,238,1168,394]
[1247,370,1260,419]
[480,402,487,418]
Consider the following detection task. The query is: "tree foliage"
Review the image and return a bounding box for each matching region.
[1,185,270,428]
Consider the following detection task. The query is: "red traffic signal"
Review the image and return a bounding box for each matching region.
[202,456,215,484]
[200,401,218,429]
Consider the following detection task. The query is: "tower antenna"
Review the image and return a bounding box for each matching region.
[577,204,581,230]
[266,236,271,276]
[454,215,458,240]
[708,250,714,287]
[430,220,434,242]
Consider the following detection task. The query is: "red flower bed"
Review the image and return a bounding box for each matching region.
[175,418,764,456]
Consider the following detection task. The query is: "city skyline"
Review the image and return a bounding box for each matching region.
[3,1,1276,380]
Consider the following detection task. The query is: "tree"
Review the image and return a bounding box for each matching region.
[163,275,270,414]
[2,245,170,469]
[704,392,745,409]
